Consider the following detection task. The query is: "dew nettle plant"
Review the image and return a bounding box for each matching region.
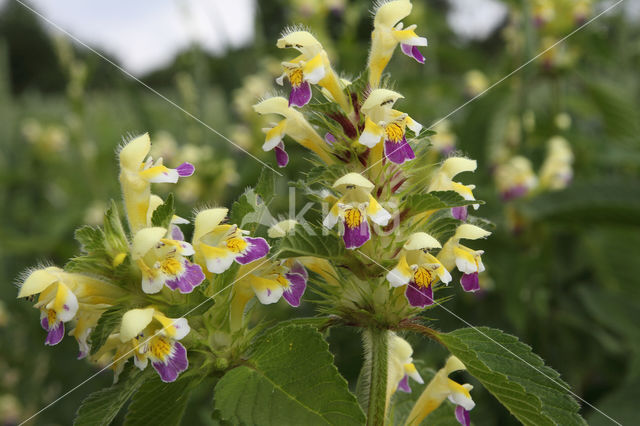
[19,1,587,425]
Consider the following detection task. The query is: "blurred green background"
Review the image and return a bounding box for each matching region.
[1,0,639,424]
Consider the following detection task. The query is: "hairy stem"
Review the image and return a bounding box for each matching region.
[366,327,388,426]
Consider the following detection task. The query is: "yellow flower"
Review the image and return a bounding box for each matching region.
[276,29,350,111]
[387,333,424,407]
[119,307,190,383]
[438,224,490,293]
[494,156,537,200]
[406,356,475,426]
[192,208,270,275]
[253,96,334,166]
[118,133,194,232]
[429,157,479,221]
[323,173,391,249]
[368,0,427,87]
[387,232,452,307]
[358,89,422,165]
[18,267,122,347]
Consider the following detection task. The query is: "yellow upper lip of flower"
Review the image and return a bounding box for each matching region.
[333,173,375,193]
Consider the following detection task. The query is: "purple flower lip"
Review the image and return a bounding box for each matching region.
[274,142,289,167]
[384,136,415,164]
[401,44,425,64]
[343,219,370,249]
[455,405,471,426]
[501,184,528,201]
[289,81,312,107]
[405,281,434,307]
[460,272,480,292]
[397,374,412,393]
[152,341,189,383]
[165,261,206,294]
[176,162,195,177]
[236,237,270,264]
[41,316,65,346]
[282,272,307,307]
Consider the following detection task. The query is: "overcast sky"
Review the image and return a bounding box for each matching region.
[5,0,256,75]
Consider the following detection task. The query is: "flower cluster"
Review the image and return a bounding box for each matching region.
[18,133,308,384]
[247,0,489,422]
[20,1,495,423]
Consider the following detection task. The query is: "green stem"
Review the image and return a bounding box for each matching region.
[366,327,388,426]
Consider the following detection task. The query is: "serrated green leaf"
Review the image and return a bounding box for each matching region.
[74,225,106,253]
[520,180,640,226]
[151,193,174,229]
[124,375,198,426]
[74,367,150,426]
[64,254,112,278]
[440,327,586,426]
[214,325,365,425]
[405,191,483,214]
[89,305,125,356]
[229,190,255,227]
[277,225,344,259]
[424,215,460,243]
[255,168,277,203]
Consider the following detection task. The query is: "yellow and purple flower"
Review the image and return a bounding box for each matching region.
[18,267,122,346]
[494,156,538,201]
[192,208,270,275]
[438,224,491,292]
[429,157,480,221]
[387,333,424,402]
[406,356,475,426]
[323,173,391,249]
[358,89,422,165]
[368,0,428,87]
[239,259,308,307]
[119,308,190,383]
[131,227,205,294]
[276,29,349,110]
[119,133,194,232]
[387,232,452,307]
[253,96,334,166]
